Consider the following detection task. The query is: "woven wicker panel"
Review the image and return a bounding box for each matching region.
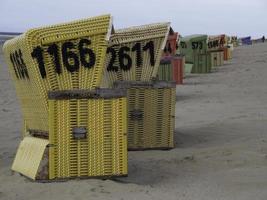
[191,53,212,74]
[210,50,224,68]
[210,52,216,68]
[48,94,127,179]
[2,15,112,132]
[158,57,173,81]
[158,62,172,81]
[223,47,232,60]
[158,56,184,84]
[227,47,233,60]
[101,23,170,88]
[219,51,224,64]
[12,136,49,180]
[114,81,175,150]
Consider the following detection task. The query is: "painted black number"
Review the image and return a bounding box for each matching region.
[192,42,203,50]
[18,50,29,79]
[180,42,187,49]
[199,42,203,50]
[132,42,142,67]
[106,41,155,71]
[106,47,118,72]
[192,42,198,49]
[10,54,19,78]
[143,41,155,66]
[78,39,95,69]
[208,42,212,48]
[61,42,79,73]
[47,44,61,74]
[10,49,30,80]
[31,46,46,78]
[118,46,132,71]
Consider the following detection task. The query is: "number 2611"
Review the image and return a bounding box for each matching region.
[106,41,155,72]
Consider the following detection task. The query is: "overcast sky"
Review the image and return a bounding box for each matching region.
[0,0,266,38]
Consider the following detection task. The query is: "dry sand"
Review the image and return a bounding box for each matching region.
[0,43,267,200]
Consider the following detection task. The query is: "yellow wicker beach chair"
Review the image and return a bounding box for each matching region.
[4,15,128,180]
[101,23,170,88]
[114,81,175,150]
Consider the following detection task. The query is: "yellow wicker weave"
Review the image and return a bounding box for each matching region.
[227,47,233,59]
[101,23,170,88]
[48,89,128,179]
[114,81,175,150]
[2,15,112,132]
[210,51,224,67]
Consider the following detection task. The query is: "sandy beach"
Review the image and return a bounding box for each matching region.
[1,43,267,200]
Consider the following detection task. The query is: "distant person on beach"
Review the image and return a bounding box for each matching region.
[262,36,265,43]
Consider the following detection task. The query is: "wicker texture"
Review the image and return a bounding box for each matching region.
[158,62,172,81]
[48,92,127,179]
[114,81,175,150]
[191,53,212,73]
[2,15,112,132]
[223,47,232,60]
[158,56,184,84]
[210,51,224,67]
[101,23,170,88]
